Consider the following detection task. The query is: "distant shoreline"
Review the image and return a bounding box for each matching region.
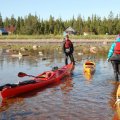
[0,39,113,45]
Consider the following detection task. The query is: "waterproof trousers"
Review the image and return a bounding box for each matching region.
[65,53,75,65]
[111,60,120,81]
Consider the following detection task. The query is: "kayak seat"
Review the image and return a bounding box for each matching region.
[35,72,53,81]
[36,74,46,78]
[46,71,53,78]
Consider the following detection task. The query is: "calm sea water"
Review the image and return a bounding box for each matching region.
[0,49,119,120]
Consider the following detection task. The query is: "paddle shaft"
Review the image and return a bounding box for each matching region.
[26,74,36,77]
[18,72,47,78]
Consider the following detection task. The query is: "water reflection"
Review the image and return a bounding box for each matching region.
[0,47,118,120]
[59,77,74,94]
[0,97,24,112]
[83,71,95,81]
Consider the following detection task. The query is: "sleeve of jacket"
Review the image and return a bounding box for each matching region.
[107,42,116,59]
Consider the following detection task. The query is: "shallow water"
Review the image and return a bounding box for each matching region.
[0,50,119,120]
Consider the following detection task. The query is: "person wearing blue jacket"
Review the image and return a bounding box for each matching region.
[107,34,120,80]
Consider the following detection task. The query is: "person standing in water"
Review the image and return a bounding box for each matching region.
[107,34,120,81]
[63,35,75,65]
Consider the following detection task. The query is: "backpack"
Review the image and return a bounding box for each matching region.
[114,42,120,54]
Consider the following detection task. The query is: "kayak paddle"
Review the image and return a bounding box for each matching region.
[18,72,36,78]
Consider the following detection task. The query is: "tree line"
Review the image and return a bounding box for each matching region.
[0,11,120,35]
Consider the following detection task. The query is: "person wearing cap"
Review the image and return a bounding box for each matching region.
[107,34,120,80]
[63,35,75,65]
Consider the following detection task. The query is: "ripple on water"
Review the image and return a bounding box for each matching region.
[0,56,116,120]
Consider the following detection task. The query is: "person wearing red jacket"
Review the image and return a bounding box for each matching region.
[63,35,75,65]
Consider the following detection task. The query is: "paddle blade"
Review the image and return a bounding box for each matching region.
[18,72,28,77]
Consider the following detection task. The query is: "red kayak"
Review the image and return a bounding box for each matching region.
[0,63,74,99]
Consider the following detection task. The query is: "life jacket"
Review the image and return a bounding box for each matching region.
[114,42,120,54]
[65,39,72,48]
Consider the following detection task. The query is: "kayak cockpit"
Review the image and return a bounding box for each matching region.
[35,71,55,80]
